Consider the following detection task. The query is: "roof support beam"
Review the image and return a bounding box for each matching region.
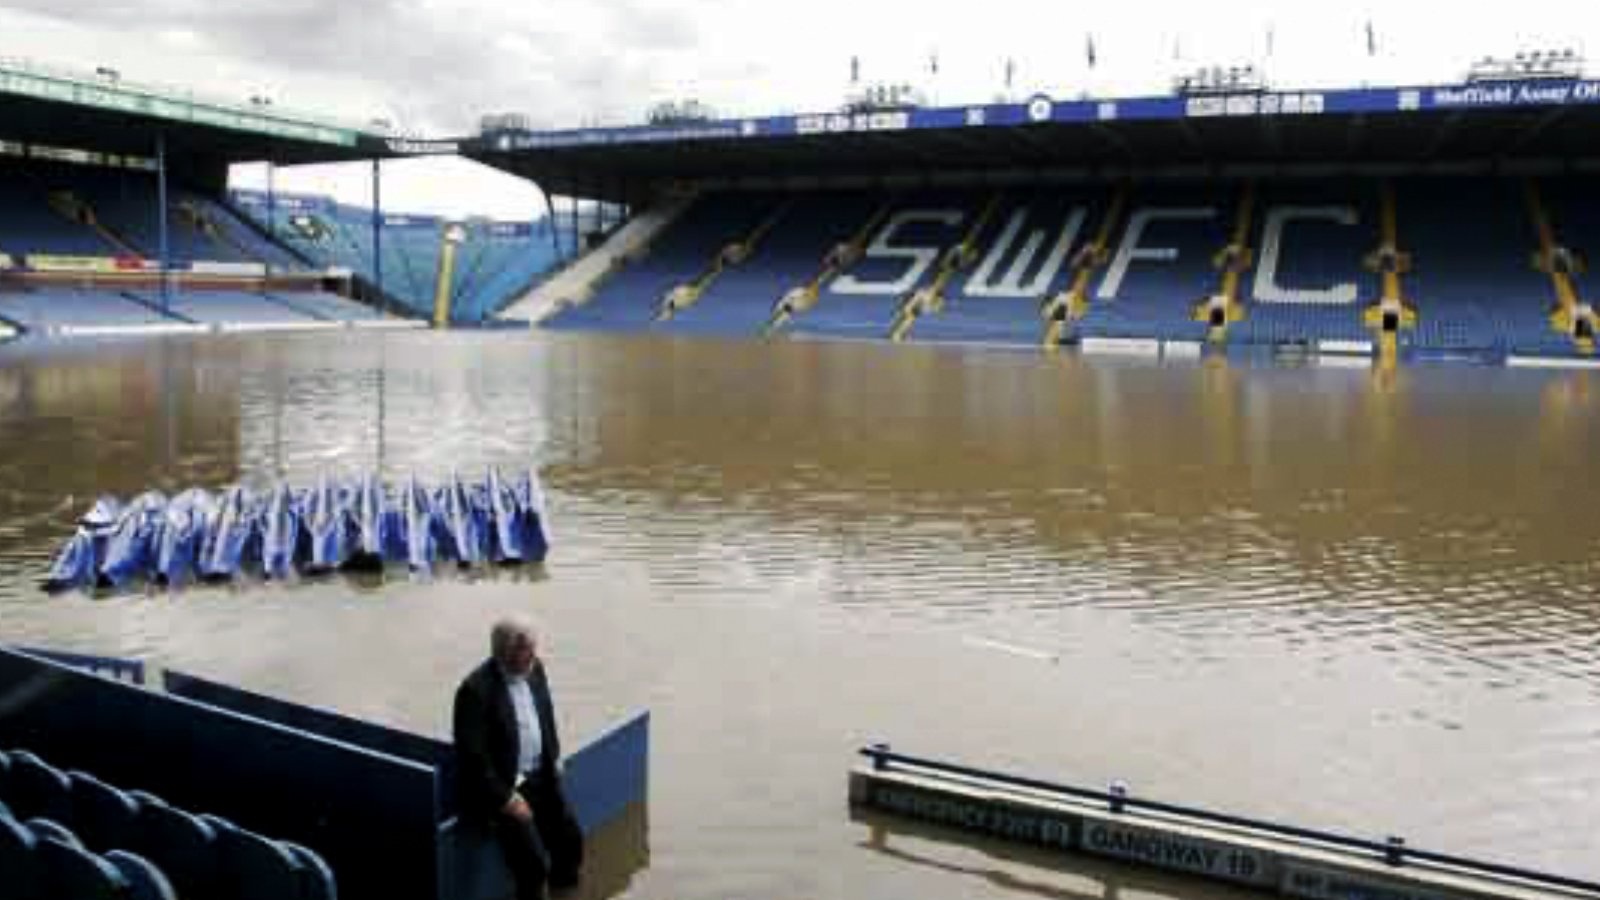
[1504,107,1569,155]
[1343,114,1367,159]
[1090,123,1135,162]
[1420,111,1467,161]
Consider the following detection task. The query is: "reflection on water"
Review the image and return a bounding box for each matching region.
[851,807,1263,900]
[1,331,1598,898]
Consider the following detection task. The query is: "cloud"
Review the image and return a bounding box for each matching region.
[2,0,711,133]
[4,0,1599,136]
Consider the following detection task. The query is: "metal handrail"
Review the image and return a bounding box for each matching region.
[859,744,1600,896]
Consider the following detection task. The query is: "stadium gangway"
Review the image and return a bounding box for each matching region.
[1523,179,1598,355]
[887,193,1003,341]
[850,744,1600,900]
[1192,181,1258,341]
[764,200,895,336]
[1361,180,1418,361]
[657,199,791,321]
[1040,185,1129,347]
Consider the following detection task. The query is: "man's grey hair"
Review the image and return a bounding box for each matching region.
[490,617,536,664]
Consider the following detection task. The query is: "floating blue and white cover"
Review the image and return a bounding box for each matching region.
[43,469,551,591]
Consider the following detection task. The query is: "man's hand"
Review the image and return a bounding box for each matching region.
[503,793,533,823]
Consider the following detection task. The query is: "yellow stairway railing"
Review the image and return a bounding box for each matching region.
[1040,185,1129,347]
[764,201,893,336]
[1361,181,1417,362]
[1524,179,1596,355]
[1190,182,1257,343]
[888,193,1003,342]
[658,200,791,322]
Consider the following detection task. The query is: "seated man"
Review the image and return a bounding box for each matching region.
[453,617,584,898]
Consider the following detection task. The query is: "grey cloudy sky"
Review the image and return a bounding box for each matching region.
[3,0,1596,217]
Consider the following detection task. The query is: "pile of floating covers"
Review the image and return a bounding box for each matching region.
[43,469,550,591]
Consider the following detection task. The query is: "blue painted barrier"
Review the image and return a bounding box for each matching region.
[3,647,649,900]
[0,647,438,900]
[161,670,458,816]
[13,647,145,685]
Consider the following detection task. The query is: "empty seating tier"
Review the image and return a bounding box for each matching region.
[0,746,334,900]
[540,177,1599,361]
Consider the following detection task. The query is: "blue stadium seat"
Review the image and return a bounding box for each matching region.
[9,751,74,825]
[0,811,42,900]
[126,794,220,900]
[202,812,309,900]
[25,817,81,848]
[105,849,179,900]
[68,771,140,853]
[282,841,339,900]
[35,834,129,900]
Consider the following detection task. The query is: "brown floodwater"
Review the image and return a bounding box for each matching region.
[1,330,1598,899]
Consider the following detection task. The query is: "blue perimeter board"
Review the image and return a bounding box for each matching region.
[488,80,1600,151]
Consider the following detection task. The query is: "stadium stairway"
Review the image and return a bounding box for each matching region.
[46,189,144,259]
[211,196,317,271]
[1524,178,1597,355]
[763,196,893,336]
[1074,181,1229,345]
[1548,176,1600,304]
[70,172,234,264]
[1401,177,1565,358]
[1229,178,1381,350]
[888,191,1004,341]
[1190,181,1256,343]
[655,199,790,324]
[1037,184,1129,346]
[545,192,774,332]
[906,191,1078,347]
[788,189,976,342]
[659,191,882,338]
[1359,180,1419,359]
[507,189,696,323]
[0,177,119,258]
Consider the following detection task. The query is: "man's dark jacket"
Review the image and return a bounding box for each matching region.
[452,658,564,823]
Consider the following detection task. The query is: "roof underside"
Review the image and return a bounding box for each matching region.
[0,93,389,168]
[468,106,1600,203]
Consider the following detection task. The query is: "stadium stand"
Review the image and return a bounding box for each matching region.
[545,191,777,332]
[1231,178,1380,348]
[0,176,118,257]
[0,162,410,337]
[540,176,1598,360]
[1549,177,1599,301]
[1400,177,1565,356]
[791,189,976,341]
[1070,182,1225,345]
[909,190,1084,347]
[504,189,695,323]
[231,189,565,322]
[0,288,184,331]
[127,289,322,327]
[0,746,334,900]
